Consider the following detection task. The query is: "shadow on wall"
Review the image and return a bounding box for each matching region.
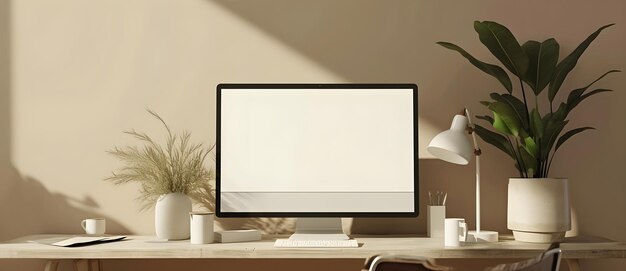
[0,1,42,269]
[0,165,131,241]
[0,0,129,243]
[210,0,424,83]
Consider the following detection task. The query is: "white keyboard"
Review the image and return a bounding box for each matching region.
[274,239,359,248]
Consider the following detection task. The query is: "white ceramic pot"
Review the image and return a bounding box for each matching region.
[507,178,571,243]
[155,193,192,240]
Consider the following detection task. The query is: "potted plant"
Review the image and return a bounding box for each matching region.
[106,110,215,240]
[437,21,619,242]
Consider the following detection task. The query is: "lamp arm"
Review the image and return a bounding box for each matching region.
[464,108,481,155]
[465,108,482,233]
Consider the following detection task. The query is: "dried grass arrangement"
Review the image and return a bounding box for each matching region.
[106,110,215,211]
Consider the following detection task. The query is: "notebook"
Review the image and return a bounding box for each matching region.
[29,235,126,247]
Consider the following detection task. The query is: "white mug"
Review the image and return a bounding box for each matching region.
[190,212,214,244]
[81,218,106,236]
[444,218,467,247]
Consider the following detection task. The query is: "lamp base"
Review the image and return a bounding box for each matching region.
[466,230,499,243]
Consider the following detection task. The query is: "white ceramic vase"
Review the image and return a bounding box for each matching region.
[507,178,571,243]
[155,193,192,240]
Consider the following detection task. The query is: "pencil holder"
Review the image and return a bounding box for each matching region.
[427,205,446,238]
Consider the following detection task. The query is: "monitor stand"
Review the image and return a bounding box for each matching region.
[288,218,350,240]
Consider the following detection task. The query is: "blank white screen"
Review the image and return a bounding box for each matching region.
[219,88,415,213]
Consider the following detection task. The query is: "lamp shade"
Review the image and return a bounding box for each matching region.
[427,114,473,165]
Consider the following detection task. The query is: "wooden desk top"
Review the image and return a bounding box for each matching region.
[0,234,624,260]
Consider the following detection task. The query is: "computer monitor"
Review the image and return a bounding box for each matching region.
[216,84,418,240]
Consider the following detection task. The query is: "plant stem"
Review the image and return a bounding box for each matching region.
[514,139,528,178]
[546,150,556,177]
[550,100,553,114]
[536,158,542,179]
[506,136,524,177]
[535,95,540,115]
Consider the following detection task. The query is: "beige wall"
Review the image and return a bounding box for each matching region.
[1,0,624,270]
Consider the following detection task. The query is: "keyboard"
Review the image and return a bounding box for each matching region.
[274,239,359,248]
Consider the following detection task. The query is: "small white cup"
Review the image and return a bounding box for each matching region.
[190,212,214,244]
[81,218,106,236]
[444,218,467,247]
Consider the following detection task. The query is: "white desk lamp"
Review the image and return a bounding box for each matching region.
[427,108,499,243]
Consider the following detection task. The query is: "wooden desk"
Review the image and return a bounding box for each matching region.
[0,234,624,271]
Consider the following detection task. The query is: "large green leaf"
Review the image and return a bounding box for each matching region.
[437,42,513,93]
[522,39,560,95]
[540,118,568,159]
[474,21,529,77]
[555,127,595,152]
[473,124,515,159]
[530,108,544,139]
[489,102,524,137]
[490,93,529,130]
[566,70,620,113]
[539,103,568,159]
[567,88,613,114]
[548,23,615,102]
[543,102,568,126]
[522,136,538,158]
[492,112,513,135]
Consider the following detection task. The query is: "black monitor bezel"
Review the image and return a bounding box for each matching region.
[216,83,418,218]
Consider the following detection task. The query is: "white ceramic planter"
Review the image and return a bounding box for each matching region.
[507,178,570,243]
[155,193,192,240]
